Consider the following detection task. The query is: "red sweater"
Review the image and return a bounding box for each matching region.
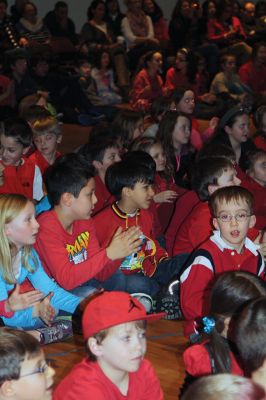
[34,210,120,290]
[180,231,265,335]
[28,150,61,175]
[93,203,168,277]
[183,341,243,376]
[241,175,266,230]
[91,175,115,217]
[0,158,39,200]
[53,358,164,400]
[239,61,266,94]
[130,68,166,112]
[207,16,246,45]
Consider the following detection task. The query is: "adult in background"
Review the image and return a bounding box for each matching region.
[121,0,160,73]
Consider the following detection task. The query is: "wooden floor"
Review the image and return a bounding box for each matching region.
[49,123,188,399]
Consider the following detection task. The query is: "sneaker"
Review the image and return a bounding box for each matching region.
[38,320,73,345]
[155,279,183,320]
[131,293,154,313]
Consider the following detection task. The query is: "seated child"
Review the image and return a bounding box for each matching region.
[28,114,62,175]
[78,135,120,216]
[111,109,144,152]
[241,150,266,230]
[181,374,266,400]
[91,50,122,106]
[235,296,266,392]
[253,105,266,152]
[93,160,181,298]
[0,193,81,334]
[181,271,266,394]
[0,118,43,201]
[53,291,164,400]
[180,186,265,336]
[172,157,241,256]
[0,327,55,400]
[34,153,142,296]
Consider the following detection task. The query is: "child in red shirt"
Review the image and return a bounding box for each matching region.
[0,117,43,201]
[180,186,265,336]
[54,291,164,400]
[242,150,266,230]
[28,114,62,175]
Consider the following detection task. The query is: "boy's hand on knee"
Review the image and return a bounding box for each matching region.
[106,226,142,260]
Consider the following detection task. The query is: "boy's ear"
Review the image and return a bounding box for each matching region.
[249,214,256,229]
[88,337,103,357]
[212,217,219,231]
[92,160,102,171]
[0,380,16,397]
[208,184,217,196]
[122,186,132,198]
[61,192,74,207]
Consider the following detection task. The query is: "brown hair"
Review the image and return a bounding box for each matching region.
[209,186,253,217]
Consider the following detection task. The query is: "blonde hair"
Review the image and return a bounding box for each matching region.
[32,115,61,137]
[0,194,36,284]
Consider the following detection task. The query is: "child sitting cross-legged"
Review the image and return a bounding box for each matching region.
[93,159,181,303]
[53,291,164,400]
[180,271,266,396]
[180,186,266,337]
[0,327,55,400]
[28,114,62,176]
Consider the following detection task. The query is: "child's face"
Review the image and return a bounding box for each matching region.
[97,146,121,176]
[217,167,241,188]
[33,133,61,158]
[70,178,97,220]
[213,198,255,252]
[132,119,144,141]
[148,143,166,172]
[248,155,266,187]
[126,181,154,210]
[12,58,27,76]
[101,52,110,69]
[225,114,250,144]
[223,56,236,74]
[5,201,39,250]
[79,62,92,78]
[11,351,54,400]
[0,134,28,166]
[177,90,195,114]
[96,322,147,376]
[172,116,191,151]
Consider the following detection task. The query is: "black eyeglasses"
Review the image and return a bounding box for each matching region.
[19,361,50,379]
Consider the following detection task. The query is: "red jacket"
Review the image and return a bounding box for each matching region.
[239,61,266,94]
[93,202,168,277]
[207,16,246,45]
[241,175,266,230]
[130,68,166,112]
[0,158,38,200]
[53,358,164,400]
[34,210,120,290]
[180,231,265,335]
[91,175,115,217]
[254,135,266,152]
[28,150,61,175]
[183,341,244,376]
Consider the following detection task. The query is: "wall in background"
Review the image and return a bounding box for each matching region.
[8,0,177,32]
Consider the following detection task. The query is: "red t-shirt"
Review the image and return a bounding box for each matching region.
[53,358,164,400]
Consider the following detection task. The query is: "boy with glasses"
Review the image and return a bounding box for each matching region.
[0,327,54,400]
[180,186,265,336]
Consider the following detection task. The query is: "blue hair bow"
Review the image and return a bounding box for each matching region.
[202,316,215,334]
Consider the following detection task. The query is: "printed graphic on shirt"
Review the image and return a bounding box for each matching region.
[120,236,156,272]
[65,231,90,265]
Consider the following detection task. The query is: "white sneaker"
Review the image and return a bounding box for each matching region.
[131,293,153,313]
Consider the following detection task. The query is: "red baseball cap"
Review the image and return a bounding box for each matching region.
[82,291,165,340]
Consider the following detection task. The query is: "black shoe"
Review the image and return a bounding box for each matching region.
[155,279,183,320]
